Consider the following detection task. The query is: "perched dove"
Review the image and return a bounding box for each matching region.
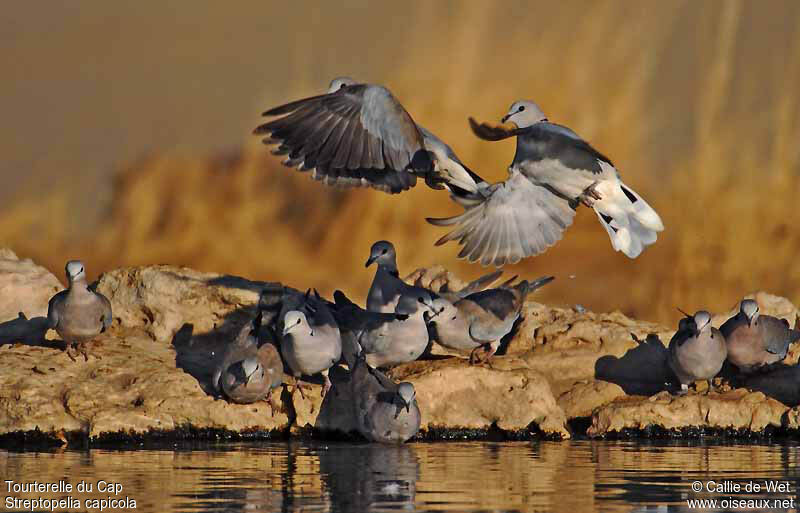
[212,310,283,413]
[425,276,554,364]
[46,260,112,361]
[254,77,481,195]
[333,290,431,369]
[365,241,435,314]
[350,346,421,443]
[668,310,727,394]
[720,299,800,374]
[280,294,342,397]
[429,100,664,265]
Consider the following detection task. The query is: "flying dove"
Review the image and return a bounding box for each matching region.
[429,100,665,265]
[425,276,554,364]
[667,310,727,394]
[720,299,800,374]
[365,241,435,314]
[350,346,421,443]
[279,290,342,398]
[333,290,431,369]
[212,310,283,413]
[46,260,112,361]
[254,77,481,195]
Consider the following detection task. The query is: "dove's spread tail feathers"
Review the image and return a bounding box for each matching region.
[592,178,664,259]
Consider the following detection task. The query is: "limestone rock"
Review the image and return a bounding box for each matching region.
[0,248,63,323]
[587,389,788,436]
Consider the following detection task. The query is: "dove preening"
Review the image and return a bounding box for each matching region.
[720,299,800,374]
[431,100,664,265]
[47,260,112,361]
[425,276,554,364]
[667,310,727,394]
[212,310,283,413]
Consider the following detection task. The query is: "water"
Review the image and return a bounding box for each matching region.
[2,440,800,512]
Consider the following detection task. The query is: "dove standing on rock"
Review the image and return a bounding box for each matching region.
[720,299,800,374]
[212,310,283,413]
[333,290,432,369]
[365,241,435,314]
[47,260,112,361]
[350,345,421,443]
[425,276,554,364]
[279,289,342,398]
[668,310,727,394]
[430,101,665,265]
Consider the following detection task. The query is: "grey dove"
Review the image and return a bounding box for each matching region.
[333,290,431,369]
[720,299,800,374]
[279,289,342,397]
[365,240,435,314]
[425,276,554,364]
[47,260,112,361]
[254,77,482,195]
[668,310,727,394]
[350,345,421,443]
[429,100,664,265]
[212,310,283,413]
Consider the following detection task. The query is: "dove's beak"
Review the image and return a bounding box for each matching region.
[365,255,376,267]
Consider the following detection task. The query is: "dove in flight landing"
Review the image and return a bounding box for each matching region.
[254,77,482,196]
[429,100,664,265]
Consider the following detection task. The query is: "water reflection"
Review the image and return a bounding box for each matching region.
[2,440,799,512]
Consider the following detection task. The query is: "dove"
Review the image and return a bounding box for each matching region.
[350,346,421,443]
[46,260,112,361]
[212,310,283,413]
[365,241,435,314]
[720,299,800,374]
[668,310,727,394]
[333,290,431,369]
[429,100,664,265]
[280,301,342,398]
[254,77,482,195]
[425,276,554,364]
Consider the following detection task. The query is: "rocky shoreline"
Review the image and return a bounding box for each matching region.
[1,249,798,447]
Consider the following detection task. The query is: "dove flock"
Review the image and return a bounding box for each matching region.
[34,77,796,444]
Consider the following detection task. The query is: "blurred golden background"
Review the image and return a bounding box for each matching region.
[2,0,799,325]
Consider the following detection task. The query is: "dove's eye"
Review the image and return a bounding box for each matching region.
[518,105,525,112]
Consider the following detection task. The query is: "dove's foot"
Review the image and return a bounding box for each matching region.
[469,345,496,368]
[321,374,332,397]
[266,395,279,416]
[292,378,309,401]
[579,181,602,208]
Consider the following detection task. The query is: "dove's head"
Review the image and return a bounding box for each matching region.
[327,76,357,93]
[396,290,434,316]
[365,240,397,268]
[423,297,458,324]
[502,100,547,128]
[282,310,311,337]
[240,357,263,381]
[740,299,760,325]
[65,260,87,284]
[692,311,712,335]
[396,382,416,413]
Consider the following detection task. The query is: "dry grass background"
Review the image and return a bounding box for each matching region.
[1,0,799,325]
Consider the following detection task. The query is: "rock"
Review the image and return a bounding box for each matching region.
[0,249,63,323]
[587,389,788,436]
[1,258,800,444]
[388,357,570,438]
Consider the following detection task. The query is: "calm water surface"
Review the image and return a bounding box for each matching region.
[3,440,800,512]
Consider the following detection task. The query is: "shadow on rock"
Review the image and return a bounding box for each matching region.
[595,333,674,396]
[742,364,800,406]
[0,312,53,347]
